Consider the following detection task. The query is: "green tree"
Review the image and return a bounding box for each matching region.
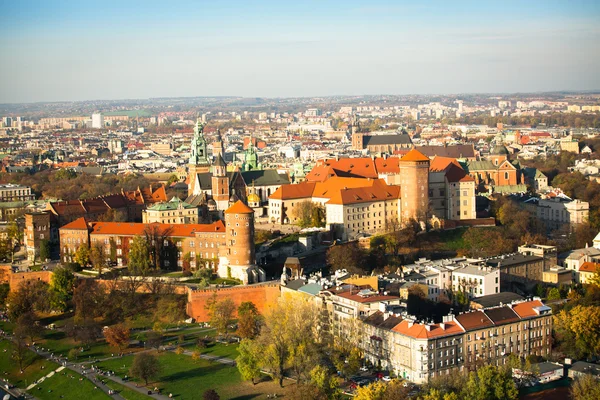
[0,283,9,306]
[74,244,90,268]
[309,365,339,398]
[355,380,387,400]
[292,201,325,228]
[129,352,161,385]
[547,287,562,301]
[571,374,600,400]
[7,279,50,321]
[236,339,262,385]
[39,239,51,262]
[237,301,261,339]
[90,243,108,276]
[50,267,76,312]
[128,235,152,275]
[463,365,518,400]
[207,297,236,336]
[6,221,22,263]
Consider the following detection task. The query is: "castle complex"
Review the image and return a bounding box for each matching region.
[59,200,264,284]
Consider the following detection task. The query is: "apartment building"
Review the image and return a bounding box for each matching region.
[0,184,35,202]
[537,197,589,229]
[451,265,500,298]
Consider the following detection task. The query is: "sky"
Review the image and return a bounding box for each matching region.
[1,0,599,103]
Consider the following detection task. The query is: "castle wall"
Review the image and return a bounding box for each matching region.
[186,283,280,322]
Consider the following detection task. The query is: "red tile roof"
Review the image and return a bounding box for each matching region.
[225,200,254,214]
[445,163,475,183]
[392,319,464,339]
[86,220,225,237]
[580,262,600,273]
[400,148,430,162]
[60,217,89,230]
[455,310,494,330]
[429,156,461,172]
[511,300,544,318]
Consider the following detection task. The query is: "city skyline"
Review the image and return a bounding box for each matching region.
[1,0,600,103]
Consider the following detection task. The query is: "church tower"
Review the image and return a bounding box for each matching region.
[213,129,225,160]
[188,119,211,196]
[242,139,259,171]
[211,154,230,212]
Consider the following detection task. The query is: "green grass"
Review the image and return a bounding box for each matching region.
[39,330,116,360]
[33,369,110,400]
[198,342,239,359]
[96,351,243,398]
[104,380,153,400]
[0,319,15,334]
[0,339,58,388]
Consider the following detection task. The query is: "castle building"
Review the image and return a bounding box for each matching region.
[142,197,199,224]
[399,149,430,225]
[59,200,265,284]
[24,212,51,262]
[187,119,211,196]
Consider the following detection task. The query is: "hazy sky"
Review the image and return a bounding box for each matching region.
[1,0,599,103]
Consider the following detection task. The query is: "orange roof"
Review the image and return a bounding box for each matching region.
[326,180,401,205]
[400,148,430,162]
[511,300,544,318]
[445,163,475,183]
[312,177,381,198]
[580,262,600,273]
[374,157,401,174]
[269,182,316,200]
[429,156,461,172]
[224,200,254,214]
[392,319,464,339]
[60,217,89,230]
[86,220,225,237]
[305,165,336,182]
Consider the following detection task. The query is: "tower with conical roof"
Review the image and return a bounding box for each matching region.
[218,200,265,284]
[399,148,430,226]
[188,118,211,196]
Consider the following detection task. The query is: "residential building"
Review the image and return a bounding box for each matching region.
[91,113,104,129]
[537,197,589,229]
[0,184,35,201]
[485,253,545,291]
[578,262,599,284]
[351,131,413,153]
[451,265,500,298]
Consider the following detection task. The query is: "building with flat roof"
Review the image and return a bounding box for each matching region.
[0,184,35,202]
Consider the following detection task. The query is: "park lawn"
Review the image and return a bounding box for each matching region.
[96,351,243,398]
[0,319,15,334]
[104,380,153,400]
[0,339,58,388]
[39,329,116,360]
[199,342,240,359]
[33,369,110,400]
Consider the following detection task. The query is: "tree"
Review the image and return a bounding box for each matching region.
[207,297,236,336]
[103,324,131,353]
[460,227,514,258]
[143,225,174,270]
[237,301,261,339]
[73,279,107,322]
[309,365,339,398]
[382,380,411,400]
[554,304,600,358]
[155,296,186,325]
[571,374,600,400]
[39,239,51,262]
[236,339,262,385]
[355,381,387,400]
[128,235,152,275]
[129,352,161,386]
[74,244,90,268]
[547,287,562,301]
[146,331,163,351]
[15,311,42,344]
[326,242,367,275]
[12,332,29,373]
[7,279,50,321]
[6,221,23,263]
[202,389,220,400]
[292,201,325,228]
[50,267,75,312]
[0,283,10,306]
[463,365,518,400]
[90,243,108,276]
[258,295,319,386]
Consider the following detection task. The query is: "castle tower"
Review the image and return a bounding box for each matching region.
[399,148,430,226]
[242,139,259,171]
[219,201,264,284]
[188,118,211,196]
[213,129,225,160]
[211,154,229,212]
[24,212,51,262]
